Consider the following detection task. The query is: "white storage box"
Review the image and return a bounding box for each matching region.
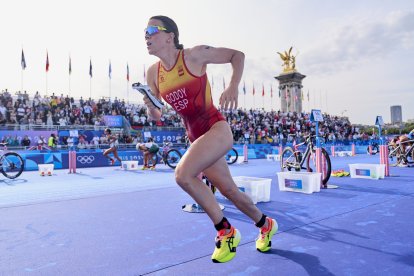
[277,171,321,194]
[232,176,272,204]
[122,161,139,170]
[349,163,385,180]
[266,154,280,161]
[38,164,54,176]
[336,151,352,157]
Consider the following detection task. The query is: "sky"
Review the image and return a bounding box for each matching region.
[1,0,413,125]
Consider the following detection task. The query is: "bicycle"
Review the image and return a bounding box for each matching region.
[225,148,238,165]
[280,135,332,188]
[388,138,414,167]
[149,141,182,169]
[0,143,25,179]
[367,141,379,155]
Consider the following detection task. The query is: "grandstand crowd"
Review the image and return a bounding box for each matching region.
[1,89,375,146]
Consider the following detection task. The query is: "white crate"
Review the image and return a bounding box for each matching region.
[232,176,272,204]
[38,164,54,176]
[122,161,139,170]
[266,154,280,161]
[277,171,321,194]
[336,151,352,157]
[349,163,385,180]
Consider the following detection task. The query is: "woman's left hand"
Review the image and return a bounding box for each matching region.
[219,85,238,110]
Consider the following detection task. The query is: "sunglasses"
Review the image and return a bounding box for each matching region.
[145,25,167,36]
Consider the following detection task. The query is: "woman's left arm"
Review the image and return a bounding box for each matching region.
[188,46,245,110]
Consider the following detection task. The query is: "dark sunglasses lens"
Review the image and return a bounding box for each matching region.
[145,26,158,36]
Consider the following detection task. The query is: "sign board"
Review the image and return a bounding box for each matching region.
[375,116,384,126]
[103,115,123,127]
[310,109,324,122]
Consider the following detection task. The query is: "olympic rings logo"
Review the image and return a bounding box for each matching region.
[77,155,95,164]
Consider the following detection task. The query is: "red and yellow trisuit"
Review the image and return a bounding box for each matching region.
[158,49,225,142]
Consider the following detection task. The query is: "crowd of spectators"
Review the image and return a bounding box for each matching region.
[223,109,375,145]
[1,89,375,146]
[0,89,182,129]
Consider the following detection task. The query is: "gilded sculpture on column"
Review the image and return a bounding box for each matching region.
[277,46,297,73]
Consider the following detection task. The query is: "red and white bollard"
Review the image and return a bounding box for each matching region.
[380,145,390,177]
[243,143,248,163]
[315,147,323,186]
[69,151,77,174]
[331,145,335,157]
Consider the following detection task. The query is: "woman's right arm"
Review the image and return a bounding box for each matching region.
[145,63,162,121]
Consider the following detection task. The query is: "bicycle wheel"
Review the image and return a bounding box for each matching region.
[0,152,24,179]
[367,145,379,155]
[165,149,182,169]
[280,147,299,172]
[372,145,379,155]
[306,148,331,187]
[225,148,238,165]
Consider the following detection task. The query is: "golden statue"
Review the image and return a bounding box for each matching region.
[277,46,297,73]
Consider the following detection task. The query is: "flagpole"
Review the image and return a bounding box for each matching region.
[21,69,24,92]
[68,54,71,97]
[46,74,48,97]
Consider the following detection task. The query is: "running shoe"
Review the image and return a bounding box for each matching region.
[132,82,164,109]
[256,217,278,253]
[211,226,241,263]
[141,165,149,170]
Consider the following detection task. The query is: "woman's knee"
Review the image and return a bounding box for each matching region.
[174,165,194,189]
[219,185,239,199]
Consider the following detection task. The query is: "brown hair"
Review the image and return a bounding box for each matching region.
[150,15,184,50]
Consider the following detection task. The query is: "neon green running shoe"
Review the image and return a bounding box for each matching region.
[211,226,241,263]
[256,217,278,252]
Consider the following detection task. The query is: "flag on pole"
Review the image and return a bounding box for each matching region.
[252,84,255,95]
[223,77,226,89]
[307,90,309,101]
[46,52,49,72]
[69,56,72,75]
[243,81,246,95]
[127,63,130,81]
[270,85,273,98]
[89,59,93,78]
[262,84,265,97]
[21,49,26,70]
[108,61,112,79]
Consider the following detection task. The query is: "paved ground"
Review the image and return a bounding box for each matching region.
[1,155,413,275]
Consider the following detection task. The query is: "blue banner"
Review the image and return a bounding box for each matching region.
[103,115,124,127]
[144,130,186,143]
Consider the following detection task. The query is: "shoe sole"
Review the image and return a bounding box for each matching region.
[257,219,278,253]
[212,230,241,263]
[132,82,164,109]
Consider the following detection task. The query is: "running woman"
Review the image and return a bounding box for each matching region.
[103,128,122,165]
[141,15,277,263]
